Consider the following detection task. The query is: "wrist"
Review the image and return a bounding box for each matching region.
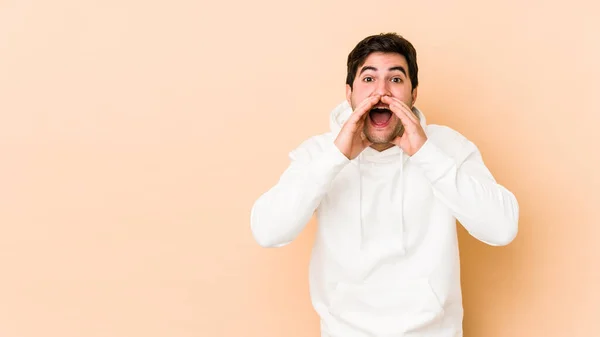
[333,137,351,159]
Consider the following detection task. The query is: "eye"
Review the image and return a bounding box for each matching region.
[363,76,374,82]
[391,77,403,83]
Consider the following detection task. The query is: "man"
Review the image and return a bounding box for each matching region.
[250,33,518,337]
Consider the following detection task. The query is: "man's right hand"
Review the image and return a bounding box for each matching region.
[334,95,380,160]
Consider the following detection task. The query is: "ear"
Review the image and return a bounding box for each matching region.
[346,84,352,104]
[411,87,418,107]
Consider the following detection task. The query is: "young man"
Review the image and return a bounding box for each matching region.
[250,33,519,337]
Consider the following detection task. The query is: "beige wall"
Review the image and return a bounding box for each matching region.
[1,0,598,336]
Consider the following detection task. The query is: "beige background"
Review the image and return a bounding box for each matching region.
[1,0,598,336]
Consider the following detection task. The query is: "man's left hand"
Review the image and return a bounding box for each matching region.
[381,95,427,156]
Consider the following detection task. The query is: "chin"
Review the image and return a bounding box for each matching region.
[365,124,402,144]
[365,133,395,144]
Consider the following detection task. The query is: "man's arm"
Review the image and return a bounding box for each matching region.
[251,97,378,248]
[410,126,519,246]
[250,137,349,248]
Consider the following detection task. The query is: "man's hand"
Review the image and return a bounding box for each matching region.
[381,96,427,156]
[334,95,380,160]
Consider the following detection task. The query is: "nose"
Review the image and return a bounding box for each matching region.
[374,80,391,97]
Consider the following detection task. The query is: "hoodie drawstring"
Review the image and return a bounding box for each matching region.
[358,153,364,250]
[357,152,407,255]
[396,155,406,255]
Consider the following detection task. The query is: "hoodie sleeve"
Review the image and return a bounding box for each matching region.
[250,136,350,248]
[409,126,519,246]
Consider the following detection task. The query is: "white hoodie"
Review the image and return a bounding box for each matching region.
[250,101,519,337]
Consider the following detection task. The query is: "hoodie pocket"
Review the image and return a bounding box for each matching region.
[329,277,444,336]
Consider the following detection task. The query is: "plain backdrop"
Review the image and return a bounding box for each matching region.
[1,0,599,336]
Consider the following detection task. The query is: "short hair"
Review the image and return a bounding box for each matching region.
[346,33,418,90]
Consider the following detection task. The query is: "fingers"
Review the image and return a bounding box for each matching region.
[381,96,419,126]
[383,95,418,123]
[347,95,380,125]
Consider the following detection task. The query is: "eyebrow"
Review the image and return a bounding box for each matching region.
[359,66,407,76]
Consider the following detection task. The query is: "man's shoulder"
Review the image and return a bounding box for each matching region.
[288,132,337,161]
[425,124,475,156]
[426,124,466,141]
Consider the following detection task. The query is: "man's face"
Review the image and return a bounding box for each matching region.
[346,52,417,150]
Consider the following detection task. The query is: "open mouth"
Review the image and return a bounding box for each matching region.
[369,105,392,127]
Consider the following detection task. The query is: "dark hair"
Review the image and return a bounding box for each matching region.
[346,33,418,90]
